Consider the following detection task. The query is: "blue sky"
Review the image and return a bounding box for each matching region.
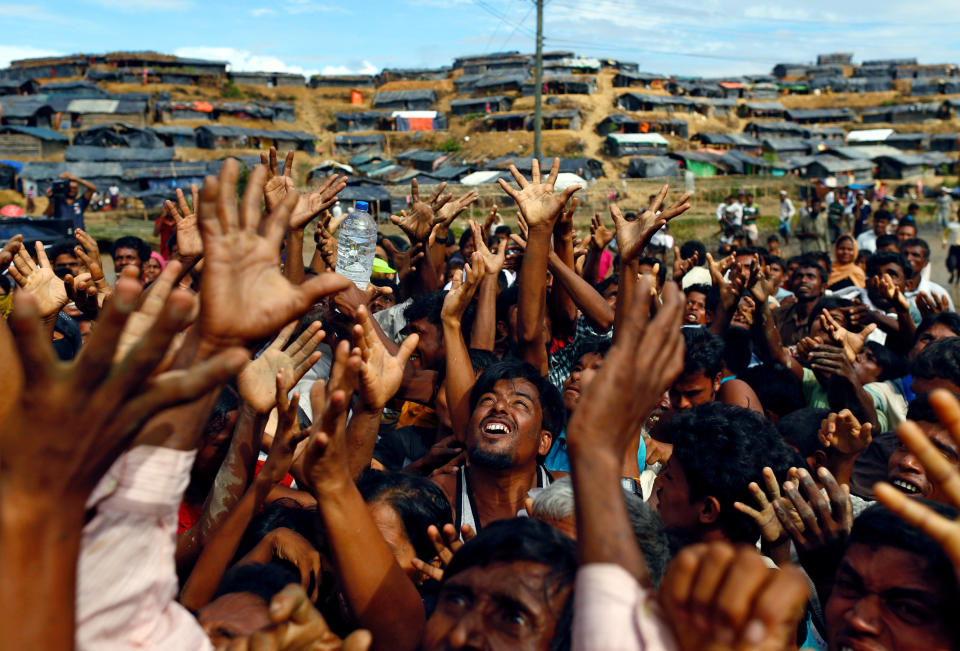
[2,0,959,78]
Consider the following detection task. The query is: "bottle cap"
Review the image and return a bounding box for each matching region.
[355,201,369,212]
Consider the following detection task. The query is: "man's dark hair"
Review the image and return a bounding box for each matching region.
[445,518,576,651]
[574,339,612,360]
[594,273,619,297]
[848,502,960,635]
[212,561,301,603]
[866,250,912,280]
[911,337,960,383]
[777,407,830,459]
[807,250,832,275]
[873,209,892,223]
[764,254,785,268]
[494,224,512,237]
[794,254,828,283]
[48,239,77,262]
[685,283,711,299]
[917,312,960,340]
[864,340,907,381]
[469,359,565,437]
[112,235,150,263]
[357,470,454,562]
[740,364,805,419]
[905,392,960,423]
[875,234,899,250]
[681,327,724,378]
[680,240,706,266]
[901,237,931,261]
[403,290,445,327]
[907,202,920,213]
[668,403,798,543]
[637,256,666,286]
[458,228,474,250]
[241,499,320,558]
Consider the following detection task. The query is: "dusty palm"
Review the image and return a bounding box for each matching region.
[197,159,351,345]
[497,158,580,229]
[8,242,67,318]
[238,321,325,414]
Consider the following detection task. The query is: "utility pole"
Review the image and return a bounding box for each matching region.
[533,0,543,161]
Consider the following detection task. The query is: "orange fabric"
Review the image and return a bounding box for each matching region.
[407,117,434,131]
[397,401,438,429]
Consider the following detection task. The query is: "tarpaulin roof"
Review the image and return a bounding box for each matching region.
[449,95,510,107]
[827,145,903,160]
[696,133,760,147]
[371,90,437,104]
[150,125,195,136]
[65,146,175,162]
[845,129,895,143]
[0,125,68,141]
[743,101,785,110]
[0,95,50,118]
[762,138,810,151]
[395,149,448,163]
[39,81,110,96]
[196,125,315,141]
[807,156,875,172]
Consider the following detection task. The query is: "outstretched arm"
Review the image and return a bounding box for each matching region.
[548,250,614,331]
[303,345,425,651]
[442,254,486,442]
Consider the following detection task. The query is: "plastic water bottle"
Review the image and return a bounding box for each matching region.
[335,200,377,289]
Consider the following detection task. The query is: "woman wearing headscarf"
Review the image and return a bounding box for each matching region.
[142,251,166,285]
[827,234,865,294]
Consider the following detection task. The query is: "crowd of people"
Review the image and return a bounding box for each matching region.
[2,147,960,651]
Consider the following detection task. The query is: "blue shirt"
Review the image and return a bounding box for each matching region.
[544,429,647,476]
[53,195,89,231]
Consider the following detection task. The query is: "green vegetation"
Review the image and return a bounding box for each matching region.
[221,81,244,99]
[438,137,462,153]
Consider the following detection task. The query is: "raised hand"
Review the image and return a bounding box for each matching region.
[734,467,789,545]
[441,253,485,324]
[610,185,692,263]
[300,341,361,495]
[196,159,352,346]
[706,252,738,312]
[73,228,111,297]
[567,279,685,461]
[261,147,296,213]
[213,584,371,651]
[819,308,876,362]
[589,213,615,250]
[554,196,577,239]
[8,241,67,318]
[0,234,23,269]
[114,262,185,362]
[291,174,348,230]
[748,262,779,306]
[63,271,100,319]
[809,343,858,384]
[874,389,960,582]
[819,409,872,456]
[390,179,452,243]
[468,220,505,277]
[774,467,852,554]
[0,271,247,502]
[237,321,325,414]
[916,290,951,318]
[410,523,476,583]
[435,190,479,232]
[658,542,809,651]
[381,239,424,281]
[353,305,418,410]
[163,185,203,258]
[259,372,309,484]
[497,158,580,231]
[875,273,910,312]
[672,245,698,280]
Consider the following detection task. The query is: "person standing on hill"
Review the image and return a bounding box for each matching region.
[778,190,795,245]
[937,187,954,229]
[44,172,96,232]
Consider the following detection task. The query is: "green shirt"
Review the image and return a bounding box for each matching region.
[802,367,889,432]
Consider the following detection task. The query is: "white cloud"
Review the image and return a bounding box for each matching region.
[320,60,378,75]
[174,46,318,76]
[250,7,274,15]
[0,45,63,69]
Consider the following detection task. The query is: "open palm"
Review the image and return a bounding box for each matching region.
[197,159,351,345]
[610,184,691,263]
[9,241,67,318]
[497,158,579,229]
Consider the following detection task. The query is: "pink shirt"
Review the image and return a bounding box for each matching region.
[598,249,614,283]
[573,564,678,651]
[77,446,213,651]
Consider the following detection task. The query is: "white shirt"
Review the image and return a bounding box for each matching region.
[779,198,796,222]
[856,230,878,254]
[716,201,743,225]
[907,276,955,311]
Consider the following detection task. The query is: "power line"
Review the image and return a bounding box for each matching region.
[471,0,537,39]
[498,2,536,52]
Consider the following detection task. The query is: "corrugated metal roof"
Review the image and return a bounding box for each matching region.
[846,129,895,143]
[66,99,120,113]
